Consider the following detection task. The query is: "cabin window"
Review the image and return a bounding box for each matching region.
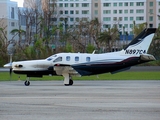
[66,56,70,61]
[75,56,79,61]
[86,57,90,62]
[53,57,62,62]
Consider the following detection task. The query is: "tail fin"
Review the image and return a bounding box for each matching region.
[121,28,156,55]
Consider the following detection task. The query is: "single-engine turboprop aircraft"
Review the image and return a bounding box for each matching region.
[4,28,157,86]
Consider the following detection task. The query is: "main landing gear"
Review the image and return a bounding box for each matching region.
[62,73,74,86]
[24,77,30,86]
[64,79,73,86]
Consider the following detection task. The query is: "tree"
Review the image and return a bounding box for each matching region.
[149,27,160,61]
[98,27,119,52]
[132,21,147,37]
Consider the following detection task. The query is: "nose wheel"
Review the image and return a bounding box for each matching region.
[24,77,30,86]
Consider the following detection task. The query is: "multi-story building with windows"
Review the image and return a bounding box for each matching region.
[55,0,160,35]
[0,0,18,41]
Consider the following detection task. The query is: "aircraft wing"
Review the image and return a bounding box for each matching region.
[54,64,81,77]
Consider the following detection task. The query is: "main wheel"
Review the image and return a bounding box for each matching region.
[24,81,30,86]
[64,79,73,86]
[69,79,73,85]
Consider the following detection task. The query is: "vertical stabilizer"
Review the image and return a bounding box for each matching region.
[121,28,156,55]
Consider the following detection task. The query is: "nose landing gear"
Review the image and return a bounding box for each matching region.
[24,77,30,86]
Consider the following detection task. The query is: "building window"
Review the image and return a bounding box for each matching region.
[95,10,98,15]
[149,24,153,28]
[124,17,128,21]
[82,3,89,7]
[11,7,14,19]
[59,11,63,14]
[59,3,63,7]
[130,10,134,13]
[149,9,153,14]
[136,16,144,21]
[150,2,153,7]
[70,10,74,14]
[119,10,123,14]
[130,17,134,21]
[119,3,123,6]
[124,24,128,28]
[103,24,111,28]
[130,24,133,28]
[103,17,111,21]
[124,2,128,6]
[95,3,98,7]
[103,3,111,7]
[124,10,128,14]
[70,18,74,22]
[76,3,79,7]
[11,22,15,26]
[113,10,117,14]
[136,2,144,6]
[119,17,122,21]
[20,15,26,26]
[113,3,117,6]
[130,2,134,6]
[103,10,111,14]
[76,17,79,22]
[119,24,122,28]
[113,17,117,21]
[149,16,153,21]
[136,9,144,13]
[76,10,79,14]
[82,10,89,14]
[70,3,74,7]
[65,11,68,14]
[65,3,68,7]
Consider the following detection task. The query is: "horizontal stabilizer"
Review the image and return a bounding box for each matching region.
[140,54,156,61]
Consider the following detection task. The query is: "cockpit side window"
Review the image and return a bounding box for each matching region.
[53,57,62,62]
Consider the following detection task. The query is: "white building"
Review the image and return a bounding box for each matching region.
[55,0,160,35]
[0,0,19,41]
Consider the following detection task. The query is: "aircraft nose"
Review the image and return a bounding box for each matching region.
[3,63,12,68]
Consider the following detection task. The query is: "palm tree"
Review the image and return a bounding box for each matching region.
[98,27,119,52]
[132,21,147,37]
[10,29,26,45]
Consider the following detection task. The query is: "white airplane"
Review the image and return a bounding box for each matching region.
[4,28,157,86]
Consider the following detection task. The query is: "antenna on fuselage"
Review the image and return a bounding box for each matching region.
[92,50,96,54]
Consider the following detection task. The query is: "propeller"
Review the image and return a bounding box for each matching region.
[9,54,13,80]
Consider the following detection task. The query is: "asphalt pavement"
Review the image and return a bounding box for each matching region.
[0,80,160,120]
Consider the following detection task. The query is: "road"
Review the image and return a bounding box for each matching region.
[0,80,160,120]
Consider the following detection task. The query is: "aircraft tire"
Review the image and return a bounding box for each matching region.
[69,79,73,85]
[64,79,73,86]
[24,81,30,86]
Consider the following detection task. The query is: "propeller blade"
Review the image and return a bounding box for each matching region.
[9,68,12,81]
[9,54,13,81]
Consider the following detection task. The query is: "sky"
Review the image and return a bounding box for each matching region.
[11,0,24,7]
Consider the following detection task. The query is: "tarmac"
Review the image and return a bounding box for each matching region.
[0,80,160,120]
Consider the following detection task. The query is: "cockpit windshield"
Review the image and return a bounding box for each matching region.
[46,55,57,61]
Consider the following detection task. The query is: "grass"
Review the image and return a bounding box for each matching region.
[0,71,160,81]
